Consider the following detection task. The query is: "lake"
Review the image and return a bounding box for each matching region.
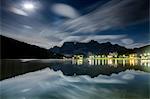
[0,59,150,99]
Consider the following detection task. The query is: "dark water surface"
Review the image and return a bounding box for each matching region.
[0,59,150,99]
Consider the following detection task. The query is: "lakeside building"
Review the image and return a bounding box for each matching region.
[88,52,119,59]
[72,53,150,66]
[118,54,128,58]
[107,52,118,58]
[140,53,150,60]
[72,52,150,60]
[129,54,138,59]
[72,55,84,60]
[72,55,84,65]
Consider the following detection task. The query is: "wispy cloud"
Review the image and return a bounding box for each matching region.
[10,7,29,16]
[62,0,148,34]
[121,38,134,45]
[1,0,148,48]
[1,68,149,99]
[51,3,80,19]
[2,32,59,49]
[59,35,126,46]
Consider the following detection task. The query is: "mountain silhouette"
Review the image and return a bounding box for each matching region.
[0,35,63,59]
[1,35,149,58]
[134,45,150,53]
[50,40,149,56]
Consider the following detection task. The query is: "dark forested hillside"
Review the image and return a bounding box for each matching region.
[0,35,63,59]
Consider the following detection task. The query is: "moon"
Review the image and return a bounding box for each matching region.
[22,2,35,11]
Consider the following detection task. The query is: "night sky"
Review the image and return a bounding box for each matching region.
[1,0,149,49]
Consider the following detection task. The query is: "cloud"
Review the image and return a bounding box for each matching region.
[23,25,33,29]
[1,68,150,99]
[51,3,80,19]
[2,32,59,49]
[125,42,150,48]
[59,35,126,45]
[62,0,148,34]
[1,0,148,49]
[122,74,135,80]
[10,7,28,16]
[121,38,134,45]
[82,35,126,42]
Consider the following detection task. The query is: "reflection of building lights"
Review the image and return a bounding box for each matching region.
[140,60,150,67]
[98,59,100,65]
[114,59,118,66]
[77,60,83,65]
[72,59,83,65]
[148,63,150,67]
[88,59,92,65]
[88,59,95,65]
[102,59,104,65]
[91,60,94,65]
[129,59,135,66]
[122,59,125,66]
[129,59,138,66]
[108,59,113,65]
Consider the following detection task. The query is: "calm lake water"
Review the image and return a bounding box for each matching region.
[0,59,150,99]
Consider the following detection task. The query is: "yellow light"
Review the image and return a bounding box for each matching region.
[108,59,113,65]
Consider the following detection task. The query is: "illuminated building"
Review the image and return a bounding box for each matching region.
[129,53,138,59]
[72,55,83,60]
[72,59,83,65]
[89,55,95,59]
[140,53,150,60]
[107,52,118,58]
[72,55,84,65]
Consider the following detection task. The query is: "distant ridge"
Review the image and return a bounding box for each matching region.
[50,40,150,56]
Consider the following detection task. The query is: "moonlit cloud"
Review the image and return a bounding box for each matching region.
[126,42,150,48]
[59,35,126,45]
[1,68,150,99]
[82,35,126,42]
[122,74,135,80]
[23,25,32,29]
[10,7,28,16]
[1,0,149,48]
[121,38,134,45]
[2,32,59,49]
[63,0,148,34]
[51,3,80,19]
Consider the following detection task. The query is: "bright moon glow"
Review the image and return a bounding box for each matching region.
[23,2,35,11]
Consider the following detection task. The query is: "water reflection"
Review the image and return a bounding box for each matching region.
[1,59,150,80]
[72,59,150,67]
[72,59,83,65]
[141,60,150,67]
[1,68,150,99]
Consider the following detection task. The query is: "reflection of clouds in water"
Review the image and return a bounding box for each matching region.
[21,88,31,93]
[0,68,149,99]
[122,74,135,80]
